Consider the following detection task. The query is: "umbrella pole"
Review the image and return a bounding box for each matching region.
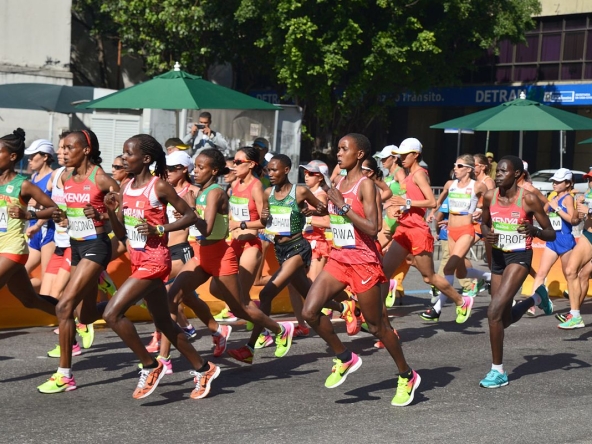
[178,109,188,139]
[457,129,461,158]
[560,130,565,169]
[48,112,54,144]
[485,131,490,153]
[519,130,523,159]
[273,109,279,151]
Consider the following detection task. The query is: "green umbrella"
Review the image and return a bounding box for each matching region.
[0,83,94,114]
[79,66,281,111]
[578,137,592,144]
[431,94,592,160]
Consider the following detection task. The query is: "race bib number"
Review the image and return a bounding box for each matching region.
[330,214,356,248]
[67,208,97,240]
[448,191,471,215]
[0,200,7,233]
[549,212,562,231]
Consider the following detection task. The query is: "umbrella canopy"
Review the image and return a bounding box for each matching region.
[0,83,94,114]
[578,137,592,144]
[80,68,281,111]
[431,97,592,132]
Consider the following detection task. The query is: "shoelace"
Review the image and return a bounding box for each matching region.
[137,369,150,388]
[190,370,203,388]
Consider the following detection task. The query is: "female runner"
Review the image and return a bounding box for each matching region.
[101,134,219,400]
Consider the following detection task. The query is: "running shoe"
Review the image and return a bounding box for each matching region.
[374,340,384,349]
[391,370,421,406]
[294,325,310,337]
[53,327,59,335]
[558,316,585,330]
[227,345,254,364]
[182,324,198,339]
[466,279,486,298]
[76,323,94,349]
[254,330,273,349]
[455,296,474,324]
[190,362,221,399]
[98,271,117,297]
[555,312,570,323]
[37,372,77,394]
[212,325,232,357]
[321,308,333,318]
[145,331,161,353]
[47,343,82,358]
[157,355,173,375]
[324,353,363,388]
[526,306,536,316]
[462,286,473,297]
[275,322,295,358]
[563,290,569,300]
[213,307,238,323]
[479,369,509,388]
[536,285,553,315]
[419,307,440,322]
[385,279,397,308]
[340,300,361,335]
[132,361,165,399]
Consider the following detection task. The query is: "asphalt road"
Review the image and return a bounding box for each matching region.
[2,264,592,444]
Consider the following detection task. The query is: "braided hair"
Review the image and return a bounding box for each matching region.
[198,148,230,177]
[0,128,26,162]
[127,134,167,179]
[71,129,102,165]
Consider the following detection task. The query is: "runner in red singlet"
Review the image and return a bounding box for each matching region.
[102,134,219,400]
[479,155,554,388]
[381,138,474,324]
[302,133,421,407]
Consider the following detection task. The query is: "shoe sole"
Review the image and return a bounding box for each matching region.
[479,380,509,389]
[558,324,585,330]
[391,373,422,406]
[191,366,221,400]
[419,315,439,322]
[133,367,167,400]
[325,356,363,389]
[38,384,77,394]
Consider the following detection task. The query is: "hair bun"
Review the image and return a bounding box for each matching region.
[13,128,25,142]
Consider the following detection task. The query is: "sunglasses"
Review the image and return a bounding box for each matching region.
[361,166,373,172]
[304,170,320,177]
[233,159,252,166]
[112,164,125,170]
[166,165,183,172]
[454,163,473,169]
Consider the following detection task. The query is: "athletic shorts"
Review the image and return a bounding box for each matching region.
[45,246,72,274]
[0,252,28,265]
[170,242,194,264]
[130,247,172,282]
[393,224,434,255]
[71,233,112,268]
[274,236,312,267]
[448,224,476,242]
[474,221,483,238]
[307,238,331,260]
[491,248,533,275]
[193,239,239,277]
[324,258,387,295]
[546,232,576,256]
[27,222,55,251]
[229,237,262,260]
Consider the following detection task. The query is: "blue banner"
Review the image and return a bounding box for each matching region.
[394,84,592,107]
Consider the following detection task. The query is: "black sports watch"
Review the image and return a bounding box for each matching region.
[340,204,351,215]
[240,221,247,230]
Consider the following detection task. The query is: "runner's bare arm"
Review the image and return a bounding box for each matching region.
[520,192,555,242]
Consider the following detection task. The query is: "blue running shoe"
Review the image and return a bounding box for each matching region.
[479,369,509,388]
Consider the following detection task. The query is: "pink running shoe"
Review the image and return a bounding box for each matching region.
[157,355,173,375]
[212,325,232,357]
[340,300,362,336]
[146,331,161,353]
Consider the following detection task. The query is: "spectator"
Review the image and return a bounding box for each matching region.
[183,111,229,158]
[486,152,497,179]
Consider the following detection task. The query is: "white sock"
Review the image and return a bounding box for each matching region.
[465,268,491,281]
[571,310,581,318]
[433,294,448,313]
[491,363,504,374]
[213,324,223,336]
[57,367,72,378]
[444,275,454,286]
[531,293,541,306]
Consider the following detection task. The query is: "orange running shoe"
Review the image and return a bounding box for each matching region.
[145,331,161,353]
[190,362,221,399]
[132,361,166,399]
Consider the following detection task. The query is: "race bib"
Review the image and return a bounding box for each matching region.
[330,214,356,248]
[549,212,563,231]
[492,221,526,251]
[303,216,313,233]
[448,191,471,215]
[67,208,97,240]
[0,200,7,233]
[124,215,146,250]
[229,195,250,221]
[56,203,68,234]
[265,205,292,236]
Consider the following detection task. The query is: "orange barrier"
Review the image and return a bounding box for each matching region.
[522,236,592,297]
[1,245,292,329]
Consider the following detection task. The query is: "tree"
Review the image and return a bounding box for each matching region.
[81,0,542,151]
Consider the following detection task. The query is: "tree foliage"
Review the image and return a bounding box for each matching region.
[76,0,542,149]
